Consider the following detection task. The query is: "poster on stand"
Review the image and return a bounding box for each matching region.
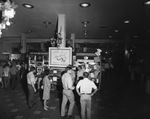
[49,47,72,67]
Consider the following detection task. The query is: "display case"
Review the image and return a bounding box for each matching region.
[49,67,65,91]
[28,52,49,74]
[28,51,67,92]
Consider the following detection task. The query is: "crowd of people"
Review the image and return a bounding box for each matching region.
[26,63,101,119]
[0,58,114,119]
[1,58,146,119]
[0,59,27,90]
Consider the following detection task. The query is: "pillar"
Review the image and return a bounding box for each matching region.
[70,33,75,52]
[124,34,130,80]
[20,33,26,61]
[58,14,66,47]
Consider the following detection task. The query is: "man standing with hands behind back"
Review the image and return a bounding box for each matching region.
[76,72,98,119]
[27,67,37,108]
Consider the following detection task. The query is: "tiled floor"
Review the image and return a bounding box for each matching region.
[0,76,150,119]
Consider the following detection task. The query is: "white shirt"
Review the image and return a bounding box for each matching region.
[27,71,36,85]
[3,66,10,77]
[16,64,21,70]
[70,70,75,83]
[62,72,74,90]
[76,78,97,94]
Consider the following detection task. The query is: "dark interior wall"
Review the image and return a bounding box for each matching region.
[142,40,150,65]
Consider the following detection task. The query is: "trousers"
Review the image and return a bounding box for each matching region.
[61,89,75,116]
[80,95,92,119]
[28,84,35,107]
[3,76,10,88]
[11,74,17,89]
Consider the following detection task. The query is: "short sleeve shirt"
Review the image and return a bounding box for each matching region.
[62,73,73,90]
[27,72,36,85]
[76,78,97,94]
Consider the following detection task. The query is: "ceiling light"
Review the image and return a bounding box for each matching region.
[43,21,51,28]
[27,30,32,33]
[133,35,138,38]
[109,36,112,38]
[115,30,119,32]
[83,30,88,33]
[0,0,17,37]
[124,20,130,24]
[79,2,91,8]
[145,1,150,5]
[82,21,90,27]
[84,35,87,38]
[6,20,11,26]
[83,30,88,37]
[23,3,34,9]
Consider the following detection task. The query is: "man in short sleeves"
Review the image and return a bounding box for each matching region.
[27,67,37,108]
[76,72,98,119]
[61,67,75,119]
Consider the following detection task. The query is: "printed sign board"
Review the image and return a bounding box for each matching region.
[49,47,72,67]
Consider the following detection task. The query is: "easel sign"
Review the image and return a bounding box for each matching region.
[49,47,72,67]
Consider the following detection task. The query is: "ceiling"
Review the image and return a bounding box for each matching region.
[1,0,150,40]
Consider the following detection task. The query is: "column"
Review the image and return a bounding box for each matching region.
[71,33,75,52]
[20,33,26,60]
[124,34,130,80]
[58,14,66,47]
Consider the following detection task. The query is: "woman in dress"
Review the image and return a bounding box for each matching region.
[43,69,52,111]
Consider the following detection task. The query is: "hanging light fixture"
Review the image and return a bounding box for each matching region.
[22,3,34,9]
[79,2,91,8]
[83,30,88,37]
[43,21,51,28]
[0,0,17,37]
[145,1,150,5]
[82,21,90,27]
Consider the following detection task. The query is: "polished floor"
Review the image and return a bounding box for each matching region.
[0,74,150,119]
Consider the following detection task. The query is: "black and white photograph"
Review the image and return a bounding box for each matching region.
[0,0,150,119]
